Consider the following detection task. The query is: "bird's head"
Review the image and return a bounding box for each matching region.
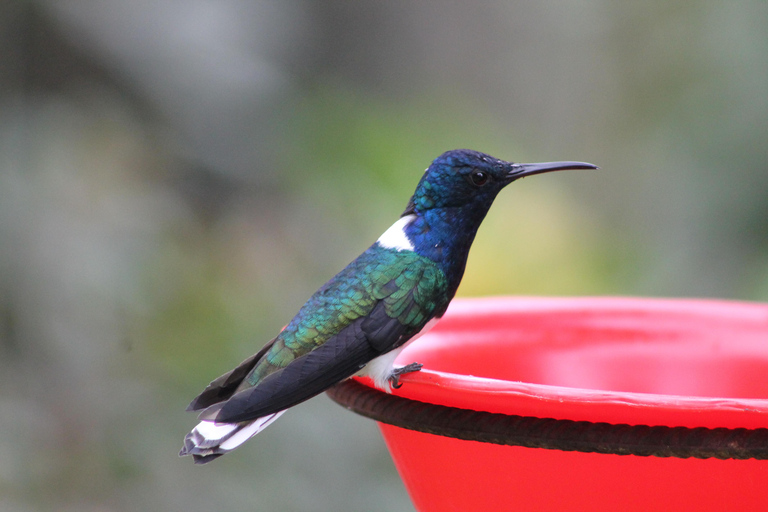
[393,149,597,278]
[404,149,597,217]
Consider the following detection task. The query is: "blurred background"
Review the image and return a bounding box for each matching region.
[1,1,767,511]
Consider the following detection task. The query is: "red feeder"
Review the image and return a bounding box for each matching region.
[328,297,768,511]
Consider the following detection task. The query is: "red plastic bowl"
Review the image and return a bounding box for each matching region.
[328,297,768,511]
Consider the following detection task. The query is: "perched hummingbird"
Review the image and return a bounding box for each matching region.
[180,149,596,463]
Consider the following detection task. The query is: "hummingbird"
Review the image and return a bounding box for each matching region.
[180,149,597,463]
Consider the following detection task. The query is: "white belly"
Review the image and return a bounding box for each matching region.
[356,317,440,392]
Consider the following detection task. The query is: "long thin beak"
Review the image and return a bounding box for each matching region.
[507,161,598,180]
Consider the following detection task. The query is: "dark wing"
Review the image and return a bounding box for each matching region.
[200,306,409,423]
[191,246,448,424]
[185,337,278,412]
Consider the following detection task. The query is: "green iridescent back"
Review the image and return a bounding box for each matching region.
[243,245,449,388]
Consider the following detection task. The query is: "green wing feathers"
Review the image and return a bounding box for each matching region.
[244,246,447,389]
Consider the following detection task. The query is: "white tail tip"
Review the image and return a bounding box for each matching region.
[180,411,285,464]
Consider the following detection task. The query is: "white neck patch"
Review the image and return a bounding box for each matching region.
[377,214,416,251]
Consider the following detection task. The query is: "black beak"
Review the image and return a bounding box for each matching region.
[507,161,598,180]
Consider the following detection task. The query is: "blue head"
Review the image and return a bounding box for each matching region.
[399,149,596,288]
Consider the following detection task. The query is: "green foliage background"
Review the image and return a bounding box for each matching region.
[1,2,767,511]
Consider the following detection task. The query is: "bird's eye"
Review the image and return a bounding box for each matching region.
[468,170,489,186]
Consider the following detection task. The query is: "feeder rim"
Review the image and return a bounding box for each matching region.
[327,379,768,460]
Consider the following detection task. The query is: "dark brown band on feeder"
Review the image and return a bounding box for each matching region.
[327,379,768,460]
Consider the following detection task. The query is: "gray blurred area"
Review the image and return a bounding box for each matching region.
[1,1,767,511]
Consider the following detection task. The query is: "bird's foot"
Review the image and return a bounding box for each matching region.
[388,362,423,389]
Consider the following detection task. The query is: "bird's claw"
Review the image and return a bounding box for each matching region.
[388,362,423,389]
